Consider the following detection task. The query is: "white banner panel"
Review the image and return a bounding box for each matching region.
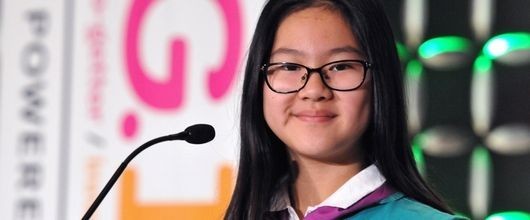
[2,0,265,219]
[0,0,66,219]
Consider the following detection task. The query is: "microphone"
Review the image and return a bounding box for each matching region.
[179,124,216,144]
[82,124,215,220]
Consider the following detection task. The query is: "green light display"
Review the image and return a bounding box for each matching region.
[406,59,423,79]
[483,32,530,59]
[411,134,426,176]
[418,36,472,59]
[396,42,409,62]
[474,55,493,75]
[486,211,530,220]
[471,146,490,166]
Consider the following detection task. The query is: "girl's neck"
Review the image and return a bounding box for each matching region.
[290,157,365,218]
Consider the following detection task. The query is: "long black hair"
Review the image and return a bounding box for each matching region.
[225,0,452,219]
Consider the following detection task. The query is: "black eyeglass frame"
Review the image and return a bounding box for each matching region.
[260,59,373,94]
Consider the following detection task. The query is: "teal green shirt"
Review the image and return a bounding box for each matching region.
[345,192,467,220]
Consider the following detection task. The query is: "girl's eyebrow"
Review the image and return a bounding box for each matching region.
[328,46,365,57]
[270,46,365,59]
[270,47,305,58]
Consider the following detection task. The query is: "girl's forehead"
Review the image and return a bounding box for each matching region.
[270,7,362,60]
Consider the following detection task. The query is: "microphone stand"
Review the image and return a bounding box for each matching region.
[82,132,187,220]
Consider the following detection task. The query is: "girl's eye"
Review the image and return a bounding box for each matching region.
[281,64,301,71]
[330,63,353,71]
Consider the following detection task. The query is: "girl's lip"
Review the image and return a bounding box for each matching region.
[293,110,337,122]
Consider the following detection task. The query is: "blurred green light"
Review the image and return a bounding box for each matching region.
[471,146,491,172]
[411,134,426,176]
[484,32,530,58]
[418,36,472,59]
[474,55,493,75]
[486,38,509,57]
[486,211,530,220]
[406,60,423,79]
[396,42,409,62]
[412,142,424,165]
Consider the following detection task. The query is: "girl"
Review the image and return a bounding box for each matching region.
[225,0,465,219]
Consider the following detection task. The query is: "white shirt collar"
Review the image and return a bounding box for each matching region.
[269,164,386,219]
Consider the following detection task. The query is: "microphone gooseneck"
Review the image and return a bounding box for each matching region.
[82,124,215,220]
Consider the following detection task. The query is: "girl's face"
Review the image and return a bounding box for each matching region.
[263,7,371,163]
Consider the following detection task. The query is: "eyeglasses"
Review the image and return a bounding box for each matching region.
[261,59,372,94]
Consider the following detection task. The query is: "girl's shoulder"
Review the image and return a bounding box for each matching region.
[344,192,468,220]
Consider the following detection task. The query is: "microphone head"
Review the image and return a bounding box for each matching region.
[184,124,215,144]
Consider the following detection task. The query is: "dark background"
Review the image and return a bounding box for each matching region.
[383,0,530,219]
